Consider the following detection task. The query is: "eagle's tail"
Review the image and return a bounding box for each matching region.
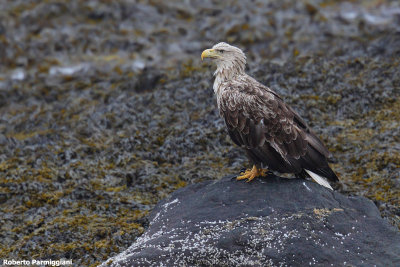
[305,169,333,190]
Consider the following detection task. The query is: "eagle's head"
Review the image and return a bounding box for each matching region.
[201,42,246,74]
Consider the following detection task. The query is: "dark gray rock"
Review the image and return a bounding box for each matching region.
[102,175,400,266]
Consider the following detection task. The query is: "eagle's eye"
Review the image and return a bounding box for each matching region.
[216,49,225,53]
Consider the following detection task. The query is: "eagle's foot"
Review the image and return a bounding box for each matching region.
[237,165,267,182]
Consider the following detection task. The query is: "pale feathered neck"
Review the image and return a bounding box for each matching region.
[213,57,246,95]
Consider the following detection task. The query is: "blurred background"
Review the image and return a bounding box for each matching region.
[0,0,399,266]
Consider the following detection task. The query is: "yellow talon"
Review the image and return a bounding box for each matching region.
[237,165,268,182]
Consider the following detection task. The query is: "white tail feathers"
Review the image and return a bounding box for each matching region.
[305,169,333,190]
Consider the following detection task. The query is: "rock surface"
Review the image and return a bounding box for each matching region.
[102,175,400,266]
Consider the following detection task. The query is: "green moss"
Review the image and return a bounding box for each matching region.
[329,99,400,218]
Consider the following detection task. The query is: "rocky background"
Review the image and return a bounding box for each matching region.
[0,0,399,266]
[102,176,400,266]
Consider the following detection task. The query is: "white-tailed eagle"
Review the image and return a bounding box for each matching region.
[201,42,338,190]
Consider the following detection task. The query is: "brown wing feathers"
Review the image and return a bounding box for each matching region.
[220,78,338,182]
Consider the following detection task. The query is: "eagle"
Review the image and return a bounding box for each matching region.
[201,42,338,190]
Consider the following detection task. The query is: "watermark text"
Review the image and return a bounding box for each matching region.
[2,259,73,266]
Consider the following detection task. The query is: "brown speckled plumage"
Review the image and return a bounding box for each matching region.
[204,42,338,187]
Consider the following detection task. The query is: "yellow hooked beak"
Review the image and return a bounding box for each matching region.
[201,49,219,60]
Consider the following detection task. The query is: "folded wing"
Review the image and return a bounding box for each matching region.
[219,76,338,183]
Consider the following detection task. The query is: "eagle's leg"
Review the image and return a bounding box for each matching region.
[237,165,267,182]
